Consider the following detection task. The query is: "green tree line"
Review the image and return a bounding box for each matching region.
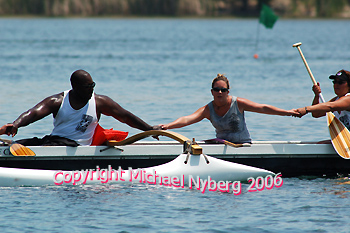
[0,0,349,17]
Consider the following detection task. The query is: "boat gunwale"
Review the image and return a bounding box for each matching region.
[0,140,338,159]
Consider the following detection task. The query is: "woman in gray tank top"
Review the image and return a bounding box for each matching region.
[161,74,298,143]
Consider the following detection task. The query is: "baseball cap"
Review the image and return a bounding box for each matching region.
[329,70,350,81]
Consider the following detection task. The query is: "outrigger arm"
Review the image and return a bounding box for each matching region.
[107,130,203,155]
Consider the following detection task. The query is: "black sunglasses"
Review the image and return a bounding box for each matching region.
[83,82,96,89]
[332,80,346,85]
[212,87,229,92]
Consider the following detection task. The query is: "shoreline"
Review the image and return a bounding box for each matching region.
[0,15,350,20]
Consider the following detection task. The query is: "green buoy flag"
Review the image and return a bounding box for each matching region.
[259,4,278,29]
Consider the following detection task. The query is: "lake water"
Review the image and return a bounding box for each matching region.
[0,18,349,232]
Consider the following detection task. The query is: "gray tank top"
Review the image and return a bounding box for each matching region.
[208,96,251,143]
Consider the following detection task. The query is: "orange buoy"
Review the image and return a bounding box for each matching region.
[253,54,259,59]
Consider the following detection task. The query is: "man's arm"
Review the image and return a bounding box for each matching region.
[6,93,63,136]
[95,94,157,131]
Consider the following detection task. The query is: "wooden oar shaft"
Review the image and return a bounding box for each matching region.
[294,45,317,84]
[0,138,12,145]
[293,42,326,103]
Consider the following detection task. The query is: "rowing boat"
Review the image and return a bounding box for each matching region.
[0,153,276,187]
[0,130,278,187]
[0,130,348,183]
[0,140,348,176]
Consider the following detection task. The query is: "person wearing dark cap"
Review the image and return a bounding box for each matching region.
[296,69,350,130]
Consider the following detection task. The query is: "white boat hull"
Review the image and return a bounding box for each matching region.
[0,153,274,187]
[0,141,348,177]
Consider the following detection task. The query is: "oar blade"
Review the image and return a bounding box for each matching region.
[327,113,350,159]
[10,143,36,156]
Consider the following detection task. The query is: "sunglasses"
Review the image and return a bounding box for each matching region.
[83,82,96,89]
[332,80,346,85]
[212,87,229,92]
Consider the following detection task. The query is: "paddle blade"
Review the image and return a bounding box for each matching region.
[327,112,350,159]
[10,143,36,156]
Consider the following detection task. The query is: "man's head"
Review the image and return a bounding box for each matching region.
[70,70,95,101]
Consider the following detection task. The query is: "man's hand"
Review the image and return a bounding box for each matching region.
[0,123,17,137]
[152,125,162,130]
[151,125,162,140]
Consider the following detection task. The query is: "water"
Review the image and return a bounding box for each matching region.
[0,18,349,232]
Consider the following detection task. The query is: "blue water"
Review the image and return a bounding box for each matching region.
[0,18,349,232]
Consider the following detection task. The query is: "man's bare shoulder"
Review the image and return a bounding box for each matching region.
[44,92,64,105]
[28,92,64,117]
[94,93,120,109]
[94,93,114,104]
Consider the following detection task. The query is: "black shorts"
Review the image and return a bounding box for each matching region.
[16,135,79,147]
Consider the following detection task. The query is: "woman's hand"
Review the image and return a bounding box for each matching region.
[312,82,322,96]
[295,107,308,117]
[158,124,168,130]
[287,109,303,117]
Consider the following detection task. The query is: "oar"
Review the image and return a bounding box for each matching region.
[0,138,36,156]
[293,42,350,159]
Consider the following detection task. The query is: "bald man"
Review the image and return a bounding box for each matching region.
[2,70,159,146]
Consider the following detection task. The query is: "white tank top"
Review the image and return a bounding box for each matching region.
[51,90,98,146]
[333,93,350,130]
